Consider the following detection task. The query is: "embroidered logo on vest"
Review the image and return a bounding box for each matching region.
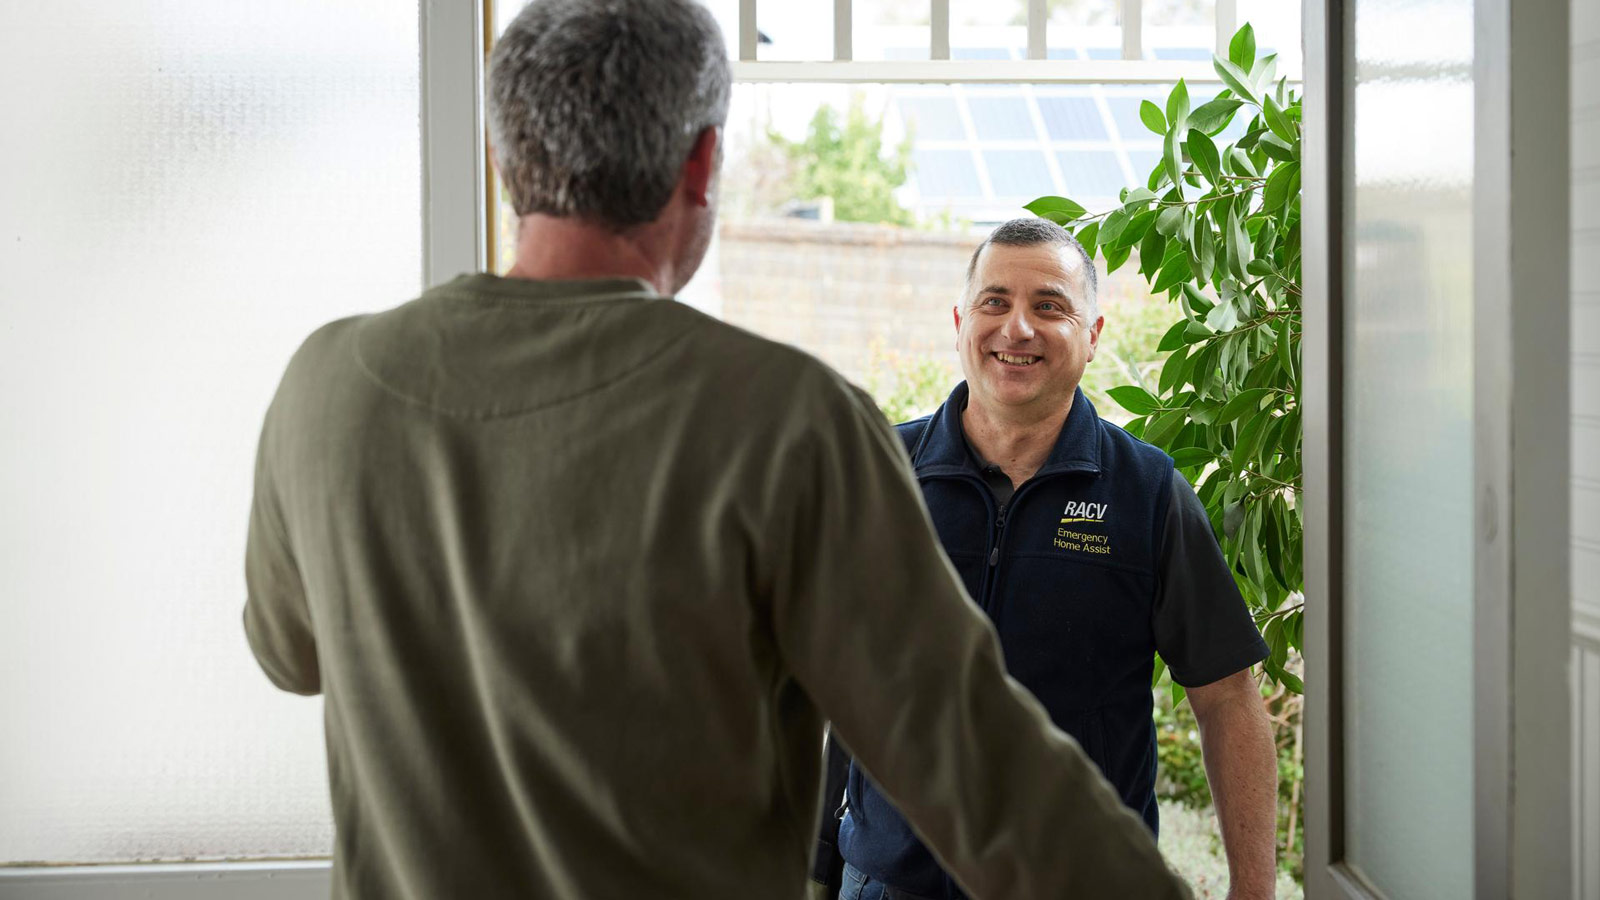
[1056,502,1111,555]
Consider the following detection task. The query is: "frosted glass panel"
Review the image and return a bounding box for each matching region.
[0,1,420,863]
[1343,0,1475,895]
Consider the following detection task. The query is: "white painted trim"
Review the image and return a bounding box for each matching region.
[833,0,851,61]
[931,0,950,60]
[0,861,332,900]
[1216,0,1237,57]
[1474,0,1573,896]
[1027,0,1047,60]
[420,0,487,289]
[728,60,1226,83]
[738,0,756,61]
[1577,607,1600,650]
[1121,0,1143,60]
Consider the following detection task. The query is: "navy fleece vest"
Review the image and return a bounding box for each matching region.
[837,384,1175,899]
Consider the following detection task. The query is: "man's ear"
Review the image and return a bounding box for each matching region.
[682,126,720,207]
[952,304,963,348]
[1086,314,1105,361]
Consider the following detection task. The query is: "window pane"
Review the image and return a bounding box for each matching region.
[0,0,419,863]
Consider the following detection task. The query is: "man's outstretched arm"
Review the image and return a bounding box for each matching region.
[1188,670,1278,900]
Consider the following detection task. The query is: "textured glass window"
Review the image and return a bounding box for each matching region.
[0,0,420,864]
[1342,0,1475,895]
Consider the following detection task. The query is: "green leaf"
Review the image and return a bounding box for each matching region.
[1152,652,1168,687]
[1104,243,1132,274]
[1145,409,1189,446]
[1163,129,1183,199]
[1166,79,1191,131]
[1156,205,1185,237]
[1204,296,1239,332]
[1189,96,1245,136]
[1234,409,1271,465]
[1122,186,1159,207]
[1139,99,1167,135]
[1025,195,1087,222]
[1170,446,1213,469]
[1098,207,1131,247]
[1264,159,1301,213]
[1181,283,1215,316]
[1196,223,1216,285]
[1139,226,1167,279]
[1225,206,1251,280]
[1107,385,1161,415]
[1170,681,1187,709]
[1159,343,1192,393]
[1157,319,1190,353]
[1113,208,1160,251]
[1151,251,1194,294]
[1074,220,1100,259]
[1219,387,1271,424]
[1276,321,1296,384]
[1246,258,1275,277]
[1263,93,1296,144]
[1223,500,1246,539]
[1228,22,1257,72]
[1186,128,1222,186]
[1213,57,1259,106]
[1259,132,1296,162]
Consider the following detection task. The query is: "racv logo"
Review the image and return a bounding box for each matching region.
[1060,501,1109,525]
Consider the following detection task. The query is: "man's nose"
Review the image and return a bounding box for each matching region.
[1000,308,1035,342]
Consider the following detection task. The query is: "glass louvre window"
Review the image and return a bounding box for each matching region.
[0,0,420,864]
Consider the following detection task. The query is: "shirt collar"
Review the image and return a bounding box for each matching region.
[912,382,1103,478]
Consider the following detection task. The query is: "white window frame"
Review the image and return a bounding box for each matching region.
[0,1,1275,894]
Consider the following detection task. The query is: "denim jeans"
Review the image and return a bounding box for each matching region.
[838,863,889,900]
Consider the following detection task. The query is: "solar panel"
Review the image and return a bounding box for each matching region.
[983,150,1055,197]
[1056,150,1129,199]
[1153,47,1212,60]
[897,96,968,141]
[913,149,983,197]
[952,47,1011,60]
[1036,96,1109,141]
[1046,48,1081,60]
[966,96,1034,140]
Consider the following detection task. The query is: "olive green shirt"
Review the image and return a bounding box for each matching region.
[244,274,1189,900]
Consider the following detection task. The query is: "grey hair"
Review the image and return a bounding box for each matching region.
[965,217,1099,312]
[488,0,732,230]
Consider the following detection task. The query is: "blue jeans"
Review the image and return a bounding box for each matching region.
[838,863,889,900]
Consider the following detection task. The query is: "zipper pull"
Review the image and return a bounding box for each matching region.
[989,546,999,567]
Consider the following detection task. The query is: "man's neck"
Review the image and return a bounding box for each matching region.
[961,394,1073,489]
[503,213,678,295]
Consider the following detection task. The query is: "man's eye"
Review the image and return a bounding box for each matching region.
[984,297,1005,306]
[1039,302,1059,311]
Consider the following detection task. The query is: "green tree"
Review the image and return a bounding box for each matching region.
[771,94,915,226]
[1027,23,1305,877]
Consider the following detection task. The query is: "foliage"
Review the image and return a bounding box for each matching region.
[1027,23,1305,691]
[865,338,955,424]
[1028,22,1305,879]
[1153,653,1305,880]
[770,94,915,226]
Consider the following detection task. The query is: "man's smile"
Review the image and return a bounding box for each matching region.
[994,351,1042,367]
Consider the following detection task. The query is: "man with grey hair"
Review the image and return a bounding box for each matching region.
[243,2,1190,898]
[818,217,1278,900]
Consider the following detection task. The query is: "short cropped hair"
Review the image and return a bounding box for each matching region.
[488,0,732,230]
[965,217,1099,313]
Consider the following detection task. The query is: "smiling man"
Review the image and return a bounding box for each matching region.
[819,218,1279,900]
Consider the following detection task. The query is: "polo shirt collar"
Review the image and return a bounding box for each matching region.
[911,382,1103,478]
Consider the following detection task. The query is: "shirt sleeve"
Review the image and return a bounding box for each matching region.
[242,399,321,696]
[1152,468,1270,688]
[766,373,1190,900]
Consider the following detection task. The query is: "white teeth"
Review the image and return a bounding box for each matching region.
[996,353,1037,365]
